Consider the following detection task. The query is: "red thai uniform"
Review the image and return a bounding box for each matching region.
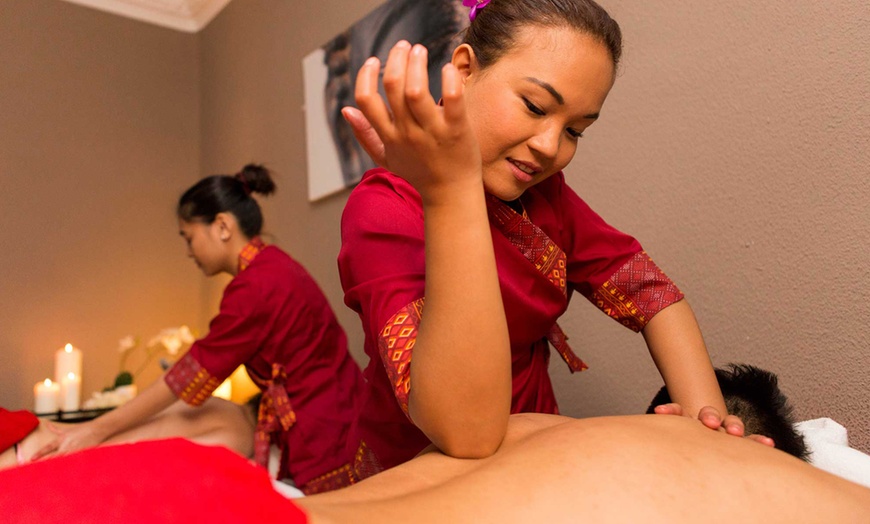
[338,168,683,479]
[165,238,362,494]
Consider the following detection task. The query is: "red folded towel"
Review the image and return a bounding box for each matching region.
[0,439,309,523]
[0,408,39,454]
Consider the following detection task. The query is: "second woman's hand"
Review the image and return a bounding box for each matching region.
[29,420,109,461]
[349,41,483,206]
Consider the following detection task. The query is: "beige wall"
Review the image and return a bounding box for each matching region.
[2,0,866,452]
[0,1,202,407]
[553,0,869,450]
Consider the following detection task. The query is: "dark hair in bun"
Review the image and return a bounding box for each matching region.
[177,163,276,238]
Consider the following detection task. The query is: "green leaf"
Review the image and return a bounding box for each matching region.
[114,371,134,387]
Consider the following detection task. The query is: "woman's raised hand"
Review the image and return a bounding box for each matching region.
[343,41,483,206]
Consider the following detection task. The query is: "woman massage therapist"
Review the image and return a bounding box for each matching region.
[336,0,771,478]
[31,165,363,494]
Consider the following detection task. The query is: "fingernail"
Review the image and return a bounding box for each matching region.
[396,40,411,49]
[364,57,378,67]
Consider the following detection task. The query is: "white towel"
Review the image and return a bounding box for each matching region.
[795,417,870,489]
[271,479,305,499]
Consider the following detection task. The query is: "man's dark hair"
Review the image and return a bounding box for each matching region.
[647,364,810,460]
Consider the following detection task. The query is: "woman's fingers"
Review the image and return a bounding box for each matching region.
[440,62,467,128]
[403,45,438,128]
[746,434,776,447]
[354,56,392,138]
[382,40,413,126]
[696,406,724,430]
[652,403,683,416]
[341,107,387,167]
[30,438,60,461]
[721,414,745,437]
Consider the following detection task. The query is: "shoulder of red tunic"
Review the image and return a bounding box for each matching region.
[229,245,293,291]
[338,167,426,299]
[524,171,592,223]
[524,171,644,291]
[342,168,423,228]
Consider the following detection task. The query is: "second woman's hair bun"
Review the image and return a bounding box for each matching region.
[236,164,276,196]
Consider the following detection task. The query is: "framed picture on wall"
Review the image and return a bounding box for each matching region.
[302,0,468,202]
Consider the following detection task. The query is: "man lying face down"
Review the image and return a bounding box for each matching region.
[647,364,810,460]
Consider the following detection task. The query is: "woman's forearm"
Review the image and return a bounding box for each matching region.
[642,299,726,418]
[408,181,512,458]
[90,376,179,442]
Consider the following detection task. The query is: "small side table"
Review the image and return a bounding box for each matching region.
[35,407,114,423]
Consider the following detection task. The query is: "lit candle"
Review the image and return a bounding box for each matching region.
[60,372,81,412]
[34,379,60,413]
[55,343,83,385]
[212,378,233,400]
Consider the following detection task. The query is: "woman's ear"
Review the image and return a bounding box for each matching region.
[451,44,477,83]
[213,212,235,241]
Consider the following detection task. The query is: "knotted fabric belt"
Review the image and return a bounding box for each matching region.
[254,363,296,468]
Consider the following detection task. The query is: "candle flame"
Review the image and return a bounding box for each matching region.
[67,372,76,380]
[65,343,73,353]
[44,378,52,386]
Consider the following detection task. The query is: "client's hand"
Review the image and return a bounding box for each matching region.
[30,420,107,461]
[652,403,775,447]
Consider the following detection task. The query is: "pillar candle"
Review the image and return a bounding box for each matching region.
[34,379,60,413]
[55,343,83,385]
[212,378,232,401]
[60,372,81,412]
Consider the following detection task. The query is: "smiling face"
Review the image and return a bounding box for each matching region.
[457,25,616,201]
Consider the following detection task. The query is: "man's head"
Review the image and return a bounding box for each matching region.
[647,364,810,460]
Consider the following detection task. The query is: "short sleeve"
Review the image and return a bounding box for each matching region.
[165,278,267,405]
[338,170,427,414]
[339,171,427,349]
[550,177,683,331]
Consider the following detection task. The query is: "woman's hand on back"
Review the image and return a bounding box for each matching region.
[29,420,108,461]
[652,403,775,447]
[344,41,483,206]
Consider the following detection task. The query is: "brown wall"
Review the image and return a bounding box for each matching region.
[2,0,866,451]
[0,1,202,406]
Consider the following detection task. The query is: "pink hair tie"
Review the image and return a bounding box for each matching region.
[462,0,491,22]
[236,172,252,195]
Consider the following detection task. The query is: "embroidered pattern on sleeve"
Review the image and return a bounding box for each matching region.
[377,298,425,417]
[590,251,684,332]
[164,352,222,406]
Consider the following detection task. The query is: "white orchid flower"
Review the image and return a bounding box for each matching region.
[178,325,195,344]
[117,335,137,353]
[162,335,183,355]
